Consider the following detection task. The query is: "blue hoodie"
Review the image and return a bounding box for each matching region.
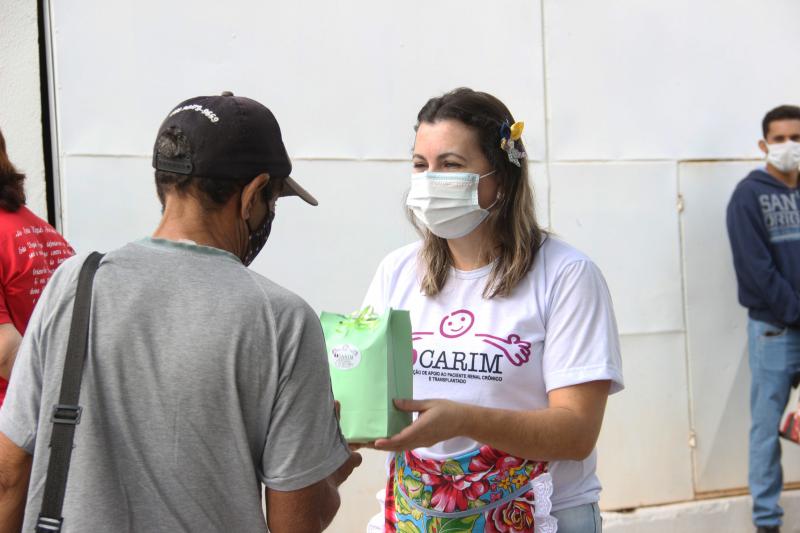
[726,168,800,327]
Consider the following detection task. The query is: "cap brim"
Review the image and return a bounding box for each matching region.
[279,176,318,206]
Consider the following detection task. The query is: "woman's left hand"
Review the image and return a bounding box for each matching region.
[373,398,471,452]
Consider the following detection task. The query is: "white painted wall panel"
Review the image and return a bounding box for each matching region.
[545,0,800,161]
[531,162,550,230]
[680,161,800,492]
[0,0,47,217]
[549,162,684,335]
[597,332,694,510]
[255,160,418,312]
[60,156,162,252]
[50,0,546,162]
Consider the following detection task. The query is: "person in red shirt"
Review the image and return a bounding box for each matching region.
[0,128,74,406]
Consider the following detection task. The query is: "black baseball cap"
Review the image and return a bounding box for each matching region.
[152,91,317,206]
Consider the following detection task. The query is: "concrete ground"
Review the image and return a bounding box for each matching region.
[604,489,800,533]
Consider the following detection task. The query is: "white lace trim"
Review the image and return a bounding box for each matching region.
[532,472,557,533]
[535,515,558,533]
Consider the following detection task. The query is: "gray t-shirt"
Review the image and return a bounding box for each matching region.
[0,238,349,532]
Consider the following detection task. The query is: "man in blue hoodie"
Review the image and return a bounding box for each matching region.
[727,105,800,533]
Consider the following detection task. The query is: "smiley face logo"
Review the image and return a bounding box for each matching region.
[439,309,475,338]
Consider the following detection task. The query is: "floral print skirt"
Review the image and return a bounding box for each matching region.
[384,445,556,533]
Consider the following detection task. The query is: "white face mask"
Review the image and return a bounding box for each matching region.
[405,170,496,239]
[766,140,800,173]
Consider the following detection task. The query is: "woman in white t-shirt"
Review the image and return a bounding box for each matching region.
[363,88,624,533]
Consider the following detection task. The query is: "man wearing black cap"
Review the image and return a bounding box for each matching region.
[0,92,360,532]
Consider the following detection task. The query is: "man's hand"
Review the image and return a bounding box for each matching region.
[373,399,468,452]
[266,450,362,533]
[329,450,362,487]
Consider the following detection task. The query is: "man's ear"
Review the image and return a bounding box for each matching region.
[759,139,769,156]
[241,173,270,220]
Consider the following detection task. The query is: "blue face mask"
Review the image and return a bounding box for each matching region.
[405,170,496,239]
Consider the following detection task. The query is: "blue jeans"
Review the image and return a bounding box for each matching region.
[551,502,602,532]
[748,319,800,527]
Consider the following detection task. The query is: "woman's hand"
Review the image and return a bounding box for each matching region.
[373,399,471,452]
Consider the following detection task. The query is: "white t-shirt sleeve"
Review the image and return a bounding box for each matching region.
[542,260,624,394]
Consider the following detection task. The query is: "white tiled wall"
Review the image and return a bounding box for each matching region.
[43,0,800,528]
[50,0,547,162]
[596,332,694,509]
[255,159,418,312]
[544,0,800,161]
[59,155,161,253]
[549,162,684,336]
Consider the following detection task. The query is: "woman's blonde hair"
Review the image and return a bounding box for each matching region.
[409,88,545,299]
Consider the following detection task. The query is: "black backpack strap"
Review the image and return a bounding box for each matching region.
[36,252,104,533]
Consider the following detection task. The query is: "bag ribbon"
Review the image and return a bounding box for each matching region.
[336,306,380,334]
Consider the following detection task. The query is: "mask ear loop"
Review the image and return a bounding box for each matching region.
[479,170,501,211]
[485,195,502,212]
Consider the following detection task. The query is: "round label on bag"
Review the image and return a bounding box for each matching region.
[330,344,362,370]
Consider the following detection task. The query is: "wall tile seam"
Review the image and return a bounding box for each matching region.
[617,329,686,338]
[56,152,763,166]
[675,163,699,495]
[58,154,765,165]
[61,154,431,162]
[549,159,764,165]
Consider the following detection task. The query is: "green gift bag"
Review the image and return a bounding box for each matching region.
[320,307,413,442]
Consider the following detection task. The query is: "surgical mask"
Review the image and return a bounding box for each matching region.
[766,140,800,174]
[406,170,496,239]
[241,208,275,266]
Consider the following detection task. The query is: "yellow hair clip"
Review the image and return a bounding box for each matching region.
[510,121,524,141]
